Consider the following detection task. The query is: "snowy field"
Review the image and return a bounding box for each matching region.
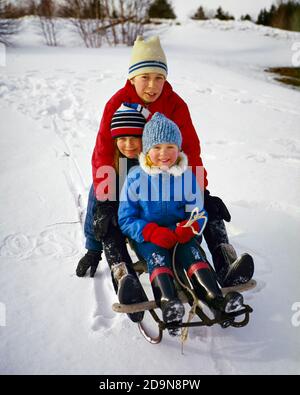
[0,16,300,375]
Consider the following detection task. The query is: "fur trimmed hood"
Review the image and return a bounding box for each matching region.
[138,151,188,177]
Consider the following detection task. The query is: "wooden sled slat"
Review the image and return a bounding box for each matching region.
[112,300,157,313]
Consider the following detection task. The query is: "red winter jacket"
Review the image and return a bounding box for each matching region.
[92,80,208,200]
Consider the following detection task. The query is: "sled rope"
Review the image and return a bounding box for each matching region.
[172,242,197,347]
[172,207,208,346]
[177,207,208,235]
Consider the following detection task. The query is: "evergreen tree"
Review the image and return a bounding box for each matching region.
[268,4,277,25]
[191,6,207,20]
[148,0,176,19]
[290,7,300,31]
[215,7,234,21]
[257,9,267,25]
[256,1,300,32]
[241,14,252,22]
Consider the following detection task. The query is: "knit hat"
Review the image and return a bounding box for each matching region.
[142,112,182,154]
[128,36,168,80]
[110,103,151,139]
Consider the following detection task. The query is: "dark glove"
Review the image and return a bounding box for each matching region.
[93,200,119,241]
[204,190,231,222]
[76,250,102,278]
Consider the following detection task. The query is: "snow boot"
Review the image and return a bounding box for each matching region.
[151,269,185,337]
[187,261,244,322]
[76,250,102,277]
[212,243,254,287]
[203,218,254,287]
[112,262,147,323]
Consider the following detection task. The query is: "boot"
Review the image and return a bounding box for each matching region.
[151,269,185,337]
[212,243,254,287]
[187,261,244,316]
[111,262,147,323]
[204,219,254,287]
[76,250,102,277]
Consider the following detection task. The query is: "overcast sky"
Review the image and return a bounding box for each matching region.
[172,0,277,19]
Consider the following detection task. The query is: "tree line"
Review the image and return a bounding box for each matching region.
[0,0,162,47]
[1,0,300,47]
[192,0,300,32]
[257,1,300,31]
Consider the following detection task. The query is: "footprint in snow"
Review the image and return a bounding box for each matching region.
[90,266,121,332]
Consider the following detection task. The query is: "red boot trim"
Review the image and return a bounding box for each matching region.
[187,262,210,279]
[150,267,174,283]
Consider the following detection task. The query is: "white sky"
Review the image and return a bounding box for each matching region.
[172,0,277,19]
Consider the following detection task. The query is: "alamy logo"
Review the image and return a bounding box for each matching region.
[95,160,205,209]
[0,302,6,327]
[291,42,300,67]
[291,302,300,327]
[0,43,6,67]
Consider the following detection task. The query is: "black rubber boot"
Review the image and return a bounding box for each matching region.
[112,262,147,323]
[212,243,254,287]
[151,271,185,337]
[188,262,244,314]
[76,250,102,277]
[204,219,254,287]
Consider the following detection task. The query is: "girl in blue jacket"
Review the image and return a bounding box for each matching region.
[118,113,244,336]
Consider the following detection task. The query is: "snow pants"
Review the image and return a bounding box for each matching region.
[130,238,208,277]
[84,184,103,252]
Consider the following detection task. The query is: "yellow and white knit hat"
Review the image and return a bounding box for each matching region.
[128,36,168,80]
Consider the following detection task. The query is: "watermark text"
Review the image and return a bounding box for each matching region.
[291,42,300,67]
[0,302,6,327]
[291,302,300,327]
[0,43,6,67]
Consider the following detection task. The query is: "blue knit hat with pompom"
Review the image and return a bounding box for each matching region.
[142,112,182,154]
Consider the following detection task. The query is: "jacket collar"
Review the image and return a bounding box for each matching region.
[139,151,188,177]
[123,79,173,111]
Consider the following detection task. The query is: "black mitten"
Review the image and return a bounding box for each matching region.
[204,190,231,222]
[76,250,102,277]
[93,200,119,240]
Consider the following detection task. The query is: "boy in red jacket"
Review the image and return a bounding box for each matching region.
[76,36,254,288]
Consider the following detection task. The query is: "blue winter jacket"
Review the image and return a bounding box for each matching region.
[118,152,205,243]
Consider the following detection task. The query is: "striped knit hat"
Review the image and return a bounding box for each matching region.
[110,103,151,139]
[128,36,168,80]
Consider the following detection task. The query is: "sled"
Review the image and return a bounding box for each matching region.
[113,209,255,344]
[112,279,256,344]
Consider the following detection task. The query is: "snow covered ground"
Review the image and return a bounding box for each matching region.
[0,16,300,375]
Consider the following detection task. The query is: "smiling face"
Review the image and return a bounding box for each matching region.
[116,136,142,159]
[148,143,179,168]
[130,73,166,104]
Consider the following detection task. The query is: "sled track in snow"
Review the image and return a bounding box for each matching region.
[0,70,127,333]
